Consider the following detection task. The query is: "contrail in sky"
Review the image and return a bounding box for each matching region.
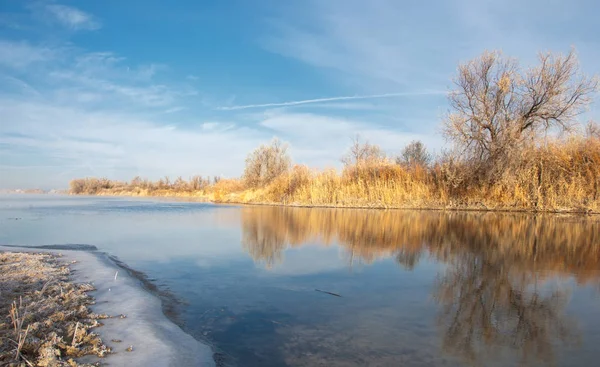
[217,91,445,111]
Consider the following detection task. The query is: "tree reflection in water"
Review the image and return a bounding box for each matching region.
[241,206,599,365]
[434,254,577,365]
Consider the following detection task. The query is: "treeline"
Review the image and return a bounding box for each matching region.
[71,175,218,195]
[69,174,246,201]
[70,49,600,212]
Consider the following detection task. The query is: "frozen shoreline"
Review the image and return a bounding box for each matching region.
[0,245,215,367]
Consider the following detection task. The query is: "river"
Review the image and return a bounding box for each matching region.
[1,194,599,366]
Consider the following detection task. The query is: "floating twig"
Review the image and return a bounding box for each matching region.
[315,289,342,297]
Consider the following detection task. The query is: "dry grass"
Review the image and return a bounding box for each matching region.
[8,300,32,366]
[69,136,600,213]
[0,252,111,367]
[249,162,438,208]
[243,136,600,212]
[231,136,600,212]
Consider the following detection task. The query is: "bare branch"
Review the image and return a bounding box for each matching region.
[443,48,598,182]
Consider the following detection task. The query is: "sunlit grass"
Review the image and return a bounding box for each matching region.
[69,135,600,213]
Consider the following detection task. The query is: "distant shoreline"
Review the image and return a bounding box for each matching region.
[65,190,599,215]
[5,190,597,214]
[66,134,600,216]
[0,189,66,195]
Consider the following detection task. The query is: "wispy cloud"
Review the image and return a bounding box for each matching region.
[0,99,266,188]
[50,69,180,107]
[263,0,599,90]
[164,106,185,114]
[1,75,41,97]
[217,91,444,111]
[0,40,54,68]
[262,1,455,89]
[0,40,192,109]
[46,4,101,31]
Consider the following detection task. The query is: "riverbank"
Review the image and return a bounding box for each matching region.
[68,189,599,215]
[68,134,600,214]
[0,246,215,367]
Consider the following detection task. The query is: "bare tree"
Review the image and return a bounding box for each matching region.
[243,138,291,188]
[341,135,385,167]
[130,176,143,187]
[189,175,210,190]
[397,140,432,168]
[173,176,188,191]
[586,121,600,139]
[444,49,598,180]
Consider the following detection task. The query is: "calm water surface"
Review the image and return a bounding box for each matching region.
[1,194,599,367]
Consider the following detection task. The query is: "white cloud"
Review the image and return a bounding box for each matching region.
[164,106,185,114]
[50,70,180,107]
[0,99,266,188]
[263,0,451,89]
[0,40,254,188]
[0,40,54,68]
[46,4,101,31]
[135,64,166,81]
[0,75,41,96]
[0,41,189,109]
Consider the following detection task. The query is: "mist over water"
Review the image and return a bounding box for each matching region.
[1,194,599,366]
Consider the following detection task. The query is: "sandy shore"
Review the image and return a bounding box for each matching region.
[0,246,215,367]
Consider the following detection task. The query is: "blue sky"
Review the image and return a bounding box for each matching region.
[1,0,598,189]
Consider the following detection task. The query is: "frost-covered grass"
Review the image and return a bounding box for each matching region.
[0,252,111,367]
[0,247,216,367]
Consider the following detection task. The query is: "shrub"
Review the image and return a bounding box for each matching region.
[243,138,291,188]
